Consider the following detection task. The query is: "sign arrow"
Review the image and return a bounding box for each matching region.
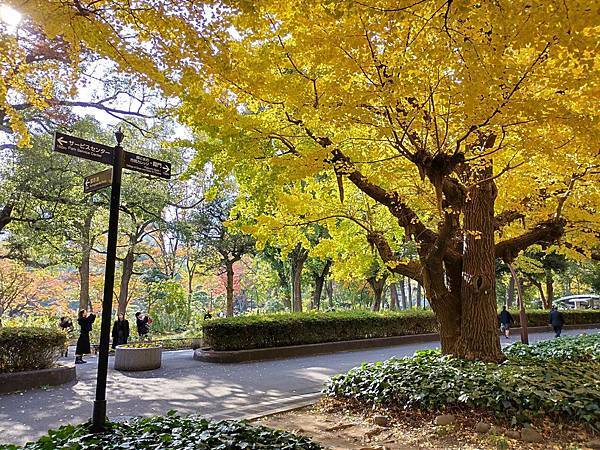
[84,168,113,193]
[53,132,114,165]
[123,151,171,180]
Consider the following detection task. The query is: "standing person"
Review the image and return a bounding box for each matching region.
[111,313,130,349]
[75,309,96,364]
[549,306,565,338]
[498,306,514,339]
[59,316,74,357]
[135,311,152,341]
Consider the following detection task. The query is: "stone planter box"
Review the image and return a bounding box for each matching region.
[114,345,162,371]
[0,365,76,394]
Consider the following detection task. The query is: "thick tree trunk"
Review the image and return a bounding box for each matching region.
[545,269,554,309]
[506,276,515,308]
[225,262,234,317]
[276,269,292,310]
[399,278,407,309]
[389,283,398,310]
[455,169,503,362]
[118,247,135,315]
[290,245,308,312]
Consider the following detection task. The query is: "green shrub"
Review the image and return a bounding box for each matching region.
[202,310,439,351]
[324,334,600,428]
[504,333,600,361]
[202,309,600,351]
[0,327,67,373]
[0,412,322,450]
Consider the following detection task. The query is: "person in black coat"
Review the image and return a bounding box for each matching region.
[135,311,152,341]
[498,306,514,339]
[111,313,130,349]
[549,306,565,337]
[75,309,96,364]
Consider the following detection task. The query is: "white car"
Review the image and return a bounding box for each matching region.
[553,294,600,310]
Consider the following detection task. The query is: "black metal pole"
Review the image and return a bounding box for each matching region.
[91,129,124,432]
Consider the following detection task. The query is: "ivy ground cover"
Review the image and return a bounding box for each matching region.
[0,413,322,450]
[324,333,600,429]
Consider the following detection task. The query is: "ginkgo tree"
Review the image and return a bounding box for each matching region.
[10,0,600,361]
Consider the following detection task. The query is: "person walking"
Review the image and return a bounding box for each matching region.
[75,309,96,364]
[111,313,130,349]
[59,316,74,357]
[135,311,152,341]
[549,306,565,337]
[498,306,514,339]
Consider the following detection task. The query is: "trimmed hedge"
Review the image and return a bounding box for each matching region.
[202,310,439,351]
[202,309,600,351]
[325,334,600,427]
[0,327,66,373]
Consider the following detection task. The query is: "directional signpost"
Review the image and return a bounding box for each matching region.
[53,130,171,432]
[84,168,113,193]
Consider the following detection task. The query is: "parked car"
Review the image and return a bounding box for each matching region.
[553,294,600,310]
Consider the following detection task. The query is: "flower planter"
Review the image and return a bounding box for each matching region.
[114,344,162,371]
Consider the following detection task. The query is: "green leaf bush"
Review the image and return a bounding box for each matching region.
[324,334,600,428]
[0,413,322,450]
[202,309,600,351]
[202,310,438,351]
[504,333,600,361]
[0,327,66,373]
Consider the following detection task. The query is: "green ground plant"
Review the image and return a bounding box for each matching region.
[324,334,600,429]
[0,413,322,450]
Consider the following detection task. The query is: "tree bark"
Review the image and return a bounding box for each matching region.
[225,262,235,317]
[528,276,547,309]
[545,269,554,309]
[455,169,503,362]
[118,247,135,315]
[389,283,398,310]
[416,283,422,308]
[290,245,308,312]
[407,279,413,308]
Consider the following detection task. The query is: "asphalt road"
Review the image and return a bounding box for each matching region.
[0,328,596,445]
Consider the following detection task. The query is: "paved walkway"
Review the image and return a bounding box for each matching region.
[0,328,596,445]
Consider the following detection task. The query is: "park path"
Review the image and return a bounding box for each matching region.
[0,328,595,445]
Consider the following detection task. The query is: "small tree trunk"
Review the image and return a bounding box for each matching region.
[118,248,135,315]
[79,244,91,311]
[368,275,387,312]
[407,279,413,308]
[416,284,422,308]
[506,276,515,308]
[326,280,334,308]
[311,260,331,310]
[545,269,554,309]
[455,168,503,362]
[389,283,398,310]
[399,278,407,309]
[225,262,235,317]
[290,245,308,312]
